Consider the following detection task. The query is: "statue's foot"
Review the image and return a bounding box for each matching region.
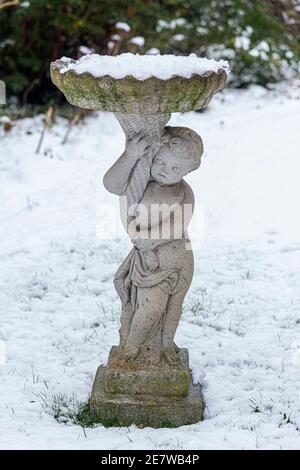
[122,345,140,362]
[163,346,180,366]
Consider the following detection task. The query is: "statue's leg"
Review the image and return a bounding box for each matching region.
[119,302,134,347]
[124,285,169,359]
[162,251,194,362]
[162,291,188,364]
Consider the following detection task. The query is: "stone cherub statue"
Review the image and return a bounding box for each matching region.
[50,53,228,426]
[103,113,203,367]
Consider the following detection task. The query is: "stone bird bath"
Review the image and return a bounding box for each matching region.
[51,53,228,428]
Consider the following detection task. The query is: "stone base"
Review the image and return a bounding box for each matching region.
[103,346,190,397]
[90,348,203,428]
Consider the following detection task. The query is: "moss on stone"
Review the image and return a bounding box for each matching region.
[50,61,227,114]
[103,348,190,397]
[90,363,203,428]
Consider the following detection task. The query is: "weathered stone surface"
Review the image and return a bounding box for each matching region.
[50,59,227,114]
[90,364,202,428]
[50,54,226,427]
[103,347,190,397]
[103,117,203,367]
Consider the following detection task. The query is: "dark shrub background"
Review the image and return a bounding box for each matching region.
[0,0,299,105]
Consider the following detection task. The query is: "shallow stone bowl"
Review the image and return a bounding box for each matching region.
[50,58,227,114]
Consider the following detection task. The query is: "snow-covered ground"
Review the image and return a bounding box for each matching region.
[0,81,300,450]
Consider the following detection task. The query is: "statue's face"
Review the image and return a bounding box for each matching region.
[151,135,188,185]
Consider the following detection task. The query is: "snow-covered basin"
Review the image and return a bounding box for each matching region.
[50,54,228,113]
[58,53,229,80]
[1,81,300,449]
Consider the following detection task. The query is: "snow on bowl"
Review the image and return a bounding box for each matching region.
[50,53,229,114]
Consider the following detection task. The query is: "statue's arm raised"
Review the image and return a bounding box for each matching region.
[103,135,151,196]
[103,150,135,195]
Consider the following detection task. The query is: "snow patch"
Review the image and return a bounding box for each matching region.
[58,53,229,80]
[1,82,300,450]
[129,36,145,47]
[115,22,131,32]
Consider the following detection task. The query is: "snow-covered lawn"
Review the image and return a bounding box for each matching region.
[0,82,299,450]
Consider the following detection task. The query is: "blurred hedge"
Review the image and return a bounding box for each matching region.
[0,0,299,105]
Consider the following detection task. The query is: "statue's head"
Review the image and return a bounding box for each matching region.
[151,126,203,185]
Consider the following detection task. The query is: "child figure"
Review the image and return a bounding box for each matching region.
[104,125,203,366]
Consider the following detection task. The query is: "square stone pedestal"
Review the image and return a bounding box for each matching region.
[90,347,203,428]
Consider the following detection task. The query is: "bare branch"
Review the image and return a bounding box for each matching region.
[0,0,20,10]
[36,106,54,154]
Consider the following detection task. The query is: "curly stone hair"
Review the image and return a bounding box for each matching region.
[162,126,203,173]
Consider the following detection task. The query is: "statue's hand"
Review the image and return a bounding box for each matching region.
[127,135,151,161]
